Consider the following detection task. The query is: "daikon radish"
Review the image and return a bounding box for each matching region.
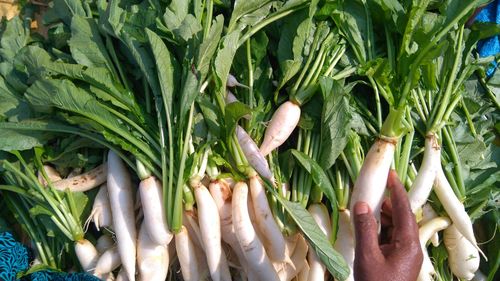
[96,234,114,254]
[85,184,112,231]
[139,176,173,245]
[232,181,280,281]
[349,137,397,224]
[52,164,107,192]
[192,177,232,281]
[37,165,62,185]
[94,247,121,278]
[260,101,301,156]
[444,224,480,280]
[417,217,451,281]
[107,151,136,280]
[137,223,169,281]
[74,239,99,273]
[237,127,272,180]
[248,174,286,262]
[176,226,201,281]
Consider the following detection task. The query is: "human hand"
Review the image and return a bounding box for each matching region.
[353,170,423,281]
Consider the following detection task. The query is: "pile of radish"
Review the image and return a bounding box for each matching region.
[0,0,498,281]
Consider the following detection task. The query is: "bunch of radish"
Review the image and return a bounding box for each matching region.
[0,1,497,281]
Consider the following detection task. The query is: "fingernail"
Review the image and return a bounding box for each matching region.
[354,202,369,215]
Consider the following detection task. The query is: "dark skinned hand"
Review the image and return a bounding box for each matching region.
[353,170,423,281]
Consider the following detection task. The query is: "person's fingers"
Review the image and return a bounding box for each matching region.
[387,170,418,239]
[381,198,392,215]
[381,212,392,227]
[353,202,383,260]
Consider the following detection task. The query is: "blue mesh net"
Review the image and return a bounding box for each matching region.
[0,232,100,281]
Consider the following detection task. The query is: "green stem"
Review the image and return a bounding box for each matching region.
[203,0,213,39]
[246,39,255,110]
[429,26,464,132]
[291,24,324,95]
[324,44,346,77]
[331,66,357,80]
[369,77,383,130]
[443,127,466,199]
[399,1,481,108]
[172,103,196,233]
[479,76,500,111]
[460,99,477,138]
[397,110,414,189]
[100,103,161,153]
[238,2,308,46]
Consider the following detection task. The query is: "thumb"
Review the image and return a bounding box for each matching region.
[353,202,383,259]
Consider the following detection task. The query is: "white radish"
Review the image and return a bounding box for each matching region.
[249,174,286,262]
[232,181,280,281]
[434,168,484,257]
[37,165,62,185]
[103,272,115,281]
[94,247,121,278]
[236,126,273,180]
[349,137,396,223]
[227,74,248,88]
[226,90,239,104]
[444,224,480,280]
[176,226,201,281]
[51,164,107,192]
[276,233,308,281]
[85,184,112,231]
[67,167,83,178]
[308,204,334,281]
[192,177,232,281]
[137,223,169,281]
[209,180,250,275]
[333,210,354,281]
[107,151,136,281]
[139,176,173,245]
[417,217,451,281]
[96,234,114,254]
[408,134,440,213]
[115,268,129,281]
[297,261,310,281]
[260,101,301,156]
[419,204,440,247]
[183,211,211,279]
[74,239,99,273]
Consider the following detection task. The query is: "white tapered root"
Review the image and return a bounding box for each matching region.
[74,239,99,273]
[38,165,62,185]
[139,177,173,245]
[85,184,112,231]
[444,224,480,280]
[193,178,232,281]
[408,135,440,213]
[349,138,396,223]
[107,151,136,281]
[237,127,273,180]
[94,247,121,278]
[333,210,354,281]
[137,223,169,281]
[51,164,107,192]
[417,217,451,281]
[176,226,201,281]
[260,101,301,156]
[434,168,485,258]
[232,181,280,281]
[249,175,287,262]
[96,234,114,254]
